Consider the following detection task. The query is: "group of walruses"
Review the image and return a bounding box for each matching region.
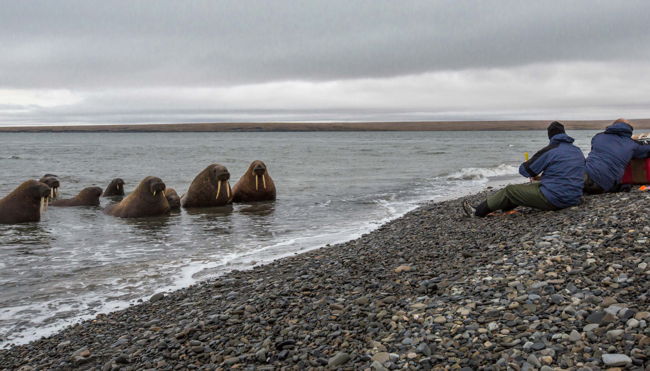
[0,160,276,224]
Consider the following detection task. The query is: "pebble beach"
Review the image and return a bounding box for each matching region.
[1,187,649,370]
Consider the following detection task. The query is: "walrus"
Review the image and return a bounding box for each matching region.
[164,188,181,210]
[181,164,233,208]
[104,176,170,218]
[51,187,102,207]
[39,174,60,200]
[0,180,51,224]
[232,160,277,202]
[102,178,125,197]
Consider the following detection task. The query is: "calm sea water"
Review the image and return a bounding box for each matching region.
[0,130,597,347]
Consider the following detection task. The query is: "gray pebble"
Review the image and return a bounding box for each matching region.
[328,352,350,367]
[602,353,632,367]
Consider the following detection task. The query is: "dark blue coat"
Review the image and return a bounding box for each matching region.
[585,122,650,191]
[519,133,585,208]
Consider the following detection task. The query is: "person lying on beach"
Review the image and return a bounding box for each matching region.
[463,121,585,217]
[583,118,650,194]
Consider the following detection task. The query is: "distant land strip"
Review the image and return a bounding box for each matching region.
[1,120,650,132]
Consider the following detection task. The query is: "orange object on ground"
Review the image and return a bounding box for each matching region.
[487,210,519,217]
[640,185,648,191]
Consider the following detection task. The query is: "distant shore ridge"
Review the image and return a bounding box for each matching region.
[1,119,650,132]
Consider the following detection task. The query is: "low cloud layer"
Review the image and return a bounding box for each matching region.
[2,1,650,125]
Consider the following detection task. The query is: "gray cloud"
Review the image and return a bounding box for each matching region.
[2,1,650,88]
[1,1,650,124]
[2,61,650,125]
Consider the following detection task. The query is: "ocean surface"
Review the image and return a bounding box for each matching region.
[0,130,597,347]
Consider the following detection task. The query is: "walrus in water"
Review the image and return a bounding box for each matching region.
[181,164,233,208]
[51,187,102,207]
[102,178,125,197]
[39,174,60,200]
[232,160,277,202]
[0,180,51,224]
[164,188,181,210]
[104,176,170,218]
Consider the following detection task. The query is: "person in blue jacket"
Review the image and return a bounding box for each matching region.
[584,118,650,194]
[463,121,585,217]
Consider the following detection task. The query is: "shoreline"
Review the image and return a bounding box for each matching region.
[0,176,518,350]
[2,119,650,132]
[1,188,649,369]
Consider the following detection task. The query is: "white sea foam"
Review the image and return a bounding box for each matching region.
[445,163,518,181]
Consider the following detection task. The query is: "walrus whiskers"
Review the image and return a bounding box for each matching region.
[216,181,222,199]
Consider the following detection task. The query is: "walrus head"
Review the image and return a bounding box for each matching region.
[39,174,60,199]
[0,180,52,224]
[103,178,125,197]
[140,176,166,203]
[205,164,231,200]
[164,188,181,210]
[78,187,103,206]
[250,160,269,191]
[181,164,233,208]
[103,176,170,218]
[231,160,276,203]
[23,180,52,214]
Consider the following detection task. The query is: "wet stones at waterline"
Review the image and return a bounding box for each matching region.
[0,180,51,224]
[232,160,277,202]
[103,176,170,218]
[181,163,233,208]
[102,178,125,197]
[50,187,103,207]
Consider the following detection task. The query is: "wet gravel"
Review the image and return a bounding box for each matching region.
[1,188,649,370]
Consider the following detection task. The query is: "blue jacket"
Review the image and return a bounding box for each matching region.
[585,122,650,191]
[519,133,585,208]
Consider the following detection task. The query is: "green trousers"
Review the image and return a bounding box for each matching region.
[487,182,557,212]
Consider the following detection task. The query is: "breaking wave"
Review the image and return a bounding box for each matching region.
[445,164,519,180]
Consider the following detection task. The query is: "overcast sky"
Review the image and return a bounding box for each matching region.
[1,1,650,125]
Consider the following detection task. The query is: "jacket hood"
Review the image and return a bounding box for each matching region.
[550,133,574,144]
[604,122,633,137]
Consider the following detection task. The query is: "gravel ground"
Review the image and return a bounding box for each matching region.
[1,188,649,370]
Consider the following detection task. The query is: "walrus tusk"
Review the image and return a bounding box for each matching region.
[227,182,231,198]
[153,190,157,197]
[40,197,44,214]
[216,181,222,199]
[262,174,267,190]
[255,175,259,191]
[50,188,54,198]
